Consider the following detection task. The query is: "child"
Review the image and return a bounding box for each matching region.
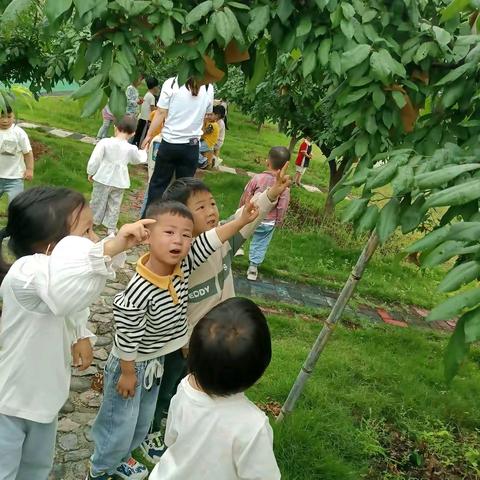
[126,76,144,117]
[0,105,34,203]
[87,116,147,235]
[198,112,219,169]
[96,104,115,140]
[0,186,152,479]
[212,104,226,162]
[138,166,290,465]
[294,136,313,186]
[87,199,259,480]
[239,146,291,281]
[132,77,159,147]
[149,297,281,480]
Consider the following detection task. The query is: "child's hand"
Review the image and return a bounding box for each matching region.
[117,372,137,398]
[104,219,156,257]
[239,199,259,226]
[72,338,93,371]
[24,169,33,181]
[88,175,93,183]
[268,162,291,200]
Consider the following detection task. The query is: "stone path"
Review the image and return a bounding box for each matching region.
[17,121,324,194]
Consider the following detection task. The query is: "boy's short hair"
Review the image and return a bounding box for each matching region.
[212,104,226,119]
[188,297,272,396]
[268,146,290,170]
[115,115,137,134]
[1,105,13,115]
[162,178,211,206]
[145,200,194,223]
[146,76,159,90]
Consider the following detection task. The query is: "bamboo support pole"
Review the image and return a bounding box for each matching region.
[277,231,380,422]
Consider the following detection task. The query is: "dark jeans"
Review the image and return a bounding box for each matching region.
[132,118,148,147]
[153,349,187,432]
[146,140,199,210]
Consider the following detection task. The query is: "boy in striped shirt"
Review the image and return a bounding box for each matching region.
[87,200,259,480]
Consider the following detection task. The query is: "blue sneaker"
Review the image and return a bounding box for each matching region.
[138,431,167,464]
[85,469,114,480]
[115,457,148,480]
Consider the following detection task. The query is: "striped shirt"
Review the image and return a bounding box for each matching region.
[111,229,222,362]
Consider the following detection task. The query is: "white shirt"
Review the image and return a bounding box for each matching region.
[0,125,32,178]
[0,236,122,423]
[150,376,281,480]
[87,137,147,189]
[157,77,214,144]
[139,91,156,121]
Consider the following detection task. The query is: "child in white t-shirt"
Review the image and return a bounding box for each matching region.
[0,185,153,478]
[132,77,159,147]
[150,297,281,480]
[0,105,34,203]
[87,116,147,234]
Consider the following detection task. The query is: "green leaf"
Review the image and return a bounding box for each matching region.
[185,0,213,25]
[372,86,385,109]
[341,2,355,19]
[328,137,355,159]
[81,89,105,118]
[392,91,406,108]
[444,316,468,383]
[109,62,131,88]
[227,1,250,10]
[1,0,33,25]
[369,161,398,190]
[71,74,104,100]
[247,5,270,40]
[332,185,352,204]
[85,40,103,64]
[296,15,312,36]
[392,165,414,195]
[435,63,473,86]
[341,198,369,223]
[439,261,480,293]
[73,0,96,17]
[224,7,244,44]
[213,0,224,8]
[214,10,233,45]
[406,224,450,253]
[109,85,127,119]
[370,51,390,84]
[464,307,480,343]
[441,82,465,108]
[356,205,378,233]
[400,195,426,234]
[330,51,342,76]
[377,198,400,244]
[341,44,370,71]
[302,45,317,77]
[340,19,354,39]
[441,0,470,22]
[414,41,435,62]
[415,164,480,190]
[361,9,376,23]
[45,0,72,22]
[247,49,268,92]
[159,17,175,46]
[344,166,369,186]
[433,26,451,46]
[424,180,480,208]
[421,240,465,268]
[318,38,331,66]
[355,133,369,157]
[428,288,480,321]
[277,0,294,23]
[72,43,88,81]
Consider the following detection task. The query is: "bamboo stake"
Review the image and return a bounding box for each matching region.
[277,231,380,422]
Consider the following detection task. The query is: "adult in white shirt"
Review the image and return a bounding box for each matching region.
[141,76,214,212]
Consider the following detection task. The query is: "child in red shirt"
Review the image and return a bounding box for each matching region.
[294,136,313,186]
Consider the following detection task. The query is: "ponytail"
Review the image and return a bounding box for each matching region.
[186,78,200,96]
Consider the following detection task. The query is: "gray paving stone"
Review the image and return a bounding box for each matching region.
[59,433,78,451]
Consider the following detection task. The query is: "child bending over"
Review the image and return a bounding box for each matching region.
[149,297,281,480]
[239,146,291,281]
[87,199,259,480]
[0,186,152,479]
[294,136,313,187]
[87,116,147,235]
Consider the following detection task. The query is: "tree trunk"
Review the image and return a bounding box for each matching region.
[288,134,299,154]
[256,122,262,133]
[323,153,350,217]
[277,232,380,422]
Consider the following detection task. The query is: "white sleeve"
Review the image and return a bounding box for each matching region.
[206,85,214,113]
[157,78,174,109]
[67,308,97,346]
[87,140,105,176]
[35,236,118,316]
[128,146,147,165]
[17,127,32,154]
[236,420,281,480]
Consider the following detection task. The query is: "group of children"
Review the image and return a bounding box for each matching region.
[0,100,317,479]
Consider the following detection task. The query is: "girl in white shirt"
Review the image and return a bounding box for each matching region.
[87,116,147,235]
[150,297,281,480]
[0,186,153,480]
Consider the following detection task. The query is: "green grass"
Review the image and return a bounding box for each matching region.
[250,307,480,479]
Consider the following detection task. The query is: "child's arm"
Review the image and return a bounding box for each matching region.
[275,188,290,227]
[23,151,34,181]
[128,147,148,165]
[86,140,105,179]
[238,177,258,208]
[216,200,258,243]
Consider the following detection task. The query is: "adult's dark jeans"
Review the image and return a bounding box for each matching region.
[153,349,187,432]
[145,140,199,211]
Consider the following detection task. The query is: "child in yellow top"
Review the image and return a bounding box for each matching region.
[198,113,220,170]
